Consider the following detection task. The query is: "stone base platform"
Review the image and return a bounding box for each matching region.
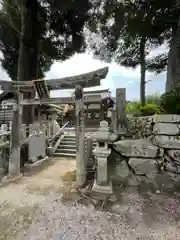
[92,180,113,200]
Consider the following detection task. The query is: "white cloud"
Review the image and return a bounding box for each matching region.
[46,53,143,96]
[0,50,166,100]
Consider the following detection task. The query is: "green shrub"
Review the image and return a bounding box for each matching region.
[146,93,161,106]
[160,88,180,114]
[126,101,141,115]
[140,104,160,116]
[133,110,143,117]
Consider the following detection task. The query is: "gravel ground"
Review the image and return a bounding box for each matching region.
[17,188,180,240]
[1,158,180,239]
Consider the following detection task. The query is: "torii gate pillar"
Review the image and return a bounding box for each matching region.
[75,84,85,186]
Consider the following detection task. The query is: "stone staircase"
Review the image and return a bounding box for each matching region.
[54,134,76,158]
[54,133,96,158]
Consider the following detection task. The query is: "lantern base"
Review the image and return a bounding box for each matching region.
[92,179,113,200]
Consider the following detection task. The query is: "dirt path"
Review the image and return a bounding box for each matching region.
[0,158,180,239]
[0,158,76,240]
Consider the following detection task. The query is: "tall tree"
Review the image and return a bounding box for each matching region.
[0,0,93,123]
[0,0,53,80]
[2,0,94,177]
[171,0,180,91]
[88,0,176,104]
[0,0,92,81]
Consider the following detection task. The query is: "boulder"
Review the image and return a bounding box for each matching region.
[114,139,159,158]
[153,135,180,149]
[115,160,130,179]
[153,123,180,136]
[166,149,180,164]
[128,173,141,186]
[153,114,180,123]
[129,158,158,175]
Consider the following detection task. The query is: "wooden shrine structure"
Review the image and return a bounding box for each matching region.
[60,89,112,128]
[0,67,109,185]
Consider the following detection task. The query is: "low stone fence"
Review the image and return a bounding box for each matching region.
[109,114,180,191]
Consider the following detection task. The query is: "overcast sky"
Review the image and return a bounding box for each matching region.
[0,48,167,100]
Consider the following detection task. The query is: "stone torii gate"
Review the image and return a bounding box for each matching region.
[0,67,108,185]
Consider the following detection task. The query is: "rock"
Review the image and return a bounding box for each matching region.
[128,173,141,186]
[109,194,117,202]
[129,158,158,175]
[156,190,161,194]
[166,172,180,182]
[153,123,180,135]
[146,173,158,180]
[165,161,179,174]
[153,135,180,149]
[115,161,130,179]
[153,114,180,123]
[114,139,159,158]
[111,203,129,213]
[128,116,153,139]
[166,149,180,164]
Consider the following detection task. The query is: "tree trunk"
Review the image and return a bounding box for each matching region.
[18,0,40,124]
[166,25,177,92]
[174,9,180,89]
[8,0,40,176]
[140,37,146,107]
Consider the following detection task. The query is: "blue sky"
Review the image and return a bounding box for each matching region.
[0,52,166,100]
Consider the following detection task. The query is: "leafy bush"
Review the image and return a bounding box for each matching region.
[126,93,161,116]
[126,101,141,115]
[140,104,160,116]
[146,93,161,106]
[160,88,180,114]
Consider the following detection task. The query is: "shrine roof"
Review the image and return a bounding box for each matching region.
[45,67,108,90]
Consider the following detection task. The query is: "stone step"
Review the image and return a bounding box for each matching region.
[61,141,76,146]
[62,137,76,140]
[64,135,76,139]
[58,144,76,149]
[56,148,76,154]
[63,140,76,143]
[53,152,76,158]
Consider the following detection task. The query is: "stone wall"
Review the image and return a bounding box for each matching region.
[127,116,153,139]
[109,114,180,191]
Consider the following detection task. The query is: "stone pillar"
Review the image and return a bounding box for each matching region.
[51,113,59,137]
[95,142,111,185]
[116,88,127,135]
[8,92,22,178]
[86,137,93,166]
[20,124,27,141]
[75,84,85,186]
[40,124,47,136]
[110,105,117,133]
[9,121,12,132]
[47,122,51,138]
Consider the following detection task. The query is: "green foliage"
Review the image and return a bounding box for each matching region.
[126,101,141,115]
[140,104,160,116]
[88,0,177,104]
[146,93,161,106]
[0,0,92,79]
[160,88,180,114]
[126,93,161,116]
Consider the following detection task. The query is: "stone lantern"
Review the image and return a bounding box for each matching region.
[89,120,117,197]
